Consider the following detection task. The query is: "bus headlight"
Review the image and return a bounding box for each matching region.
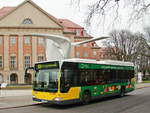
[32,95,36,98]
[53,97,63,101]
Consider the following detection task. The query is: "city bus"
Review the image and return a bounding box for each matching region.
[25,58,135,105]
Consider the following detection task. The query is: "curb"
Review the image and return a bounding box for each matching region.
[0,85,150,110]
[0,103,42,110]
[136,85,150,90]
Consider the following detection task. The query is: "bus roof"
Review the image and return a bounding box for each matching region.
[35,58,134,67]
[62,58,134,67]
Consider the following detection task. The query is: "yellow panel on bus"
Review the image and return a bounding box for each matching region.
[32,87,81,101]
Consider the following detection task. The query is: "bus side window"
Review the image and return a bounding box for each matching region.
[61,69,75,92]
[73,70,78,86]
[103,70,109,83]
[99,70,106,83]
[130,70,134,78]
[80,70,87,85]
[95,70,103,83]
[111,70,117,83]
[79,70,91,85]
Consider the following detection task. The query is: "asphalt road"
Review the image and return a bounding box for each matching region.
[0,87,150,113]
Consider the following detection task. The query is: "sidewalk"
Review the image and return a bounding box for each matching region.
[0,89,39,109]
[136,83,150,89]
[0,83,150,109]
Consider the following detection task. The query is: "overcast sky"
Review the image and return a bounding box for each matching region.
[0,0,80,21]
[0,0,149,39]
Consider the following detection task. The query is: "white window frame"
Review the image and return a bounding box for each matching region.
[22,18,33,24]
[10,36,16,45]
[24,36,30,45]
[83,52,88,57]
[76,51,80,57]
[93,51,97,56]
[76,30,80,36]
[24,56,31,69]
[83,43,87,47]
[38,38,44,45]
[10,56,17,69]
[38,56,44,62]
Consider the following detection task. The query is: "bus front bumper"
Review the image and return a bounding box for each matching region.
[32,97,80,105]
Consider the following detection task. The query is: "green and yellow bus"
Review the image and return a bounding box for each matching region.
[26,58,135,105]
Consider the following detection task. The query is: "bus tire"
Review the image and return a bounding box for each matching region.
[120,87,125,97]
[82,91,91,104]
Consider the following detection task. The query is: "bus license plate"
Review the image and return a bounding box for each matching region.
[41,100,47,103]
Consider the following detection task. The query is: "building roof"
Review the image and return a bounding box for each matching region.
[58,19,83,29]
[0,0,63,28]
[58,19,93,38]
[0,7,15,18]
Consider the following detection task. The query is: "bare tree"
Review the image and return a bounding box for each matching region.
[71,0,150,27]
[144,27,150,50]
[103,29,150,75]
[104,30,146,62]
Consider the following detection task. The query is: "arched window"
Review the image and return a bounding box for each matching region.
[0,73,3,83]
[22,18,33,24]
[10,73,18,84]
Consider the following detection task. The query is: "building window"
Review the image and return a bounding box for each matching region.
[83,44,87,47]
[0,36,3,45]
[76,30,80,36]
[83,30,88,37]
[0,74,3,83]
[10,56,17,69]
[93,51,97,56]
[24,56,30,69]
[83,52,88,57]
[76,44,80,47]
[0,56,3,68]
[38,38,44,45]
[24,36,30,45]
[10,36,16,45]
[10,73,18,84]
[76,52,80,57]
[38,56,44,62]
[22,18,33,24]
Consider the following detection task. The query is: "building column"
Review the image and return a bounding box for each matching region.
[4,35,9,71]
[3,35,10,84]
[18,35,24,84]
[32,36,37,81]
[32,36,37,66]
[18,35,23,70]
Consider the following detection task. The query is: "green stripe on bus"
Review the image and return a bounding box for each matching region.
[78,63,134,70]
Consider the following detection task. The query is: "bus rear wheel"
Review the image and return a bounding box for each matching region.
[82,91,91,104]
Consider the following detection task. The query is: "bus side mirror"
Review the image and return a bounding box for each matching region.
[25,67,34,76]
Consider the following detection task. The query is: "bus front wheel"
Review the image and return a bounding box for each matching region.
[81,91,91,104]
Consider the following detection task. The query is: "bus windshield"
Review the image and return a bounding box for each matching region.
[33,69,58,92]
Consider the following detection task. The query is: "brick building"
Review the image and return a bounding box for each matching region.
[99,48,117,60]
[58,19,100,60]
[0,0,100,84]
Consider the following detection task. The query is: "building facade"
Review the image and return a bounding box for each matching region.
[0,0,100,84]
